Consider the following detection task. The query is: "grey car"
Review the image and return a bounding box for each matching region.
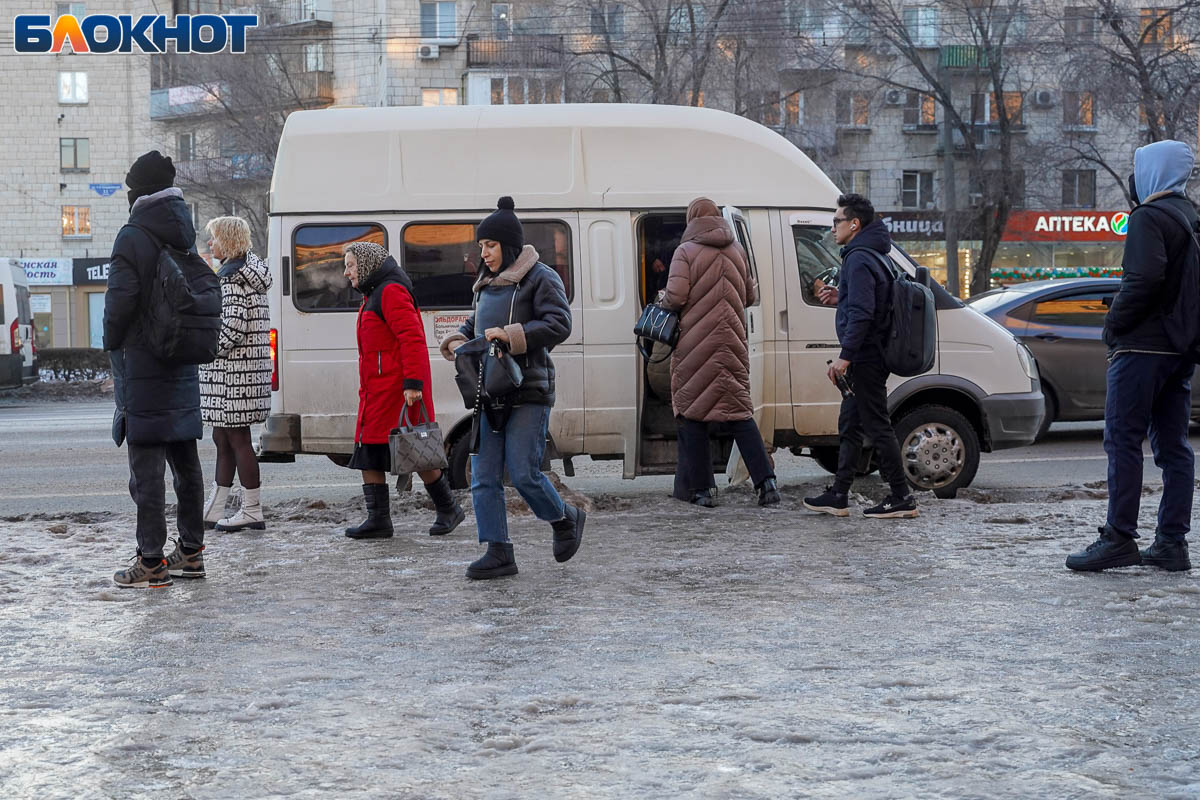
[967,278,1200,439]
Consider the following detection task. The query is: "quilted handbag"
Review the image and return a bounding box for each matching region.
[387,403,448,475]
[634,302,680,362]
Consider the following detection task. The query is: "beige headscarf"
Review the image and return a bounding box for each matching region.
[343,242,390,286]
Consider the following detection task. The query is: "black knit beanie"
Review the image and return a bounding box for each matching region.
[126,150,175,208]
[476,196,524,249]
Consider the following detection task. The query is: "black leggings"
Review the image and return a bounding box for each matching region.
[212,426,260,489]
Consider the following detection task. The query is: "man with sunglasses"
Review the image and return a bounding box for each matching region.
[803,193,918,519]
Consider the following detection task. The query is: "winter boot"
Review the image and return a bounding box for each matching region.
[203,483,232,529]
[757,478,782,506]
[689,489,716,508]
[215,487,266,532]
[424,473,465,536]
[113,554,172,589]
[551,504,585,563]
[802,487,849,517]
[345,483,394,539]
[1140,533,1191,572]
[466,542,518,580]
[1065,525,1142,572]
[165,538,206,579]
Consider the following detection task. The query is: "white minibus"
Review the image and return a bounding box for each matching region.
[0,259,37,388]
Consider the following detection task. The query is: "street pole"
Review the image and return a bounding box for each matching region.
[940,77,960,296]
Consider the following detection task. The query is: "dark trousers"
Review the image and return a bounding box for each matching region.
[1104,352,1194,542]
[128,440,204,558]
[675,416,775,495]
[833,360,908,497]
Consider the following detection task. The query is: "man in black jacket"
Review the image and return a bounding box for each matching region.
[803,194,917,519]
[1067,141,1198,572]
[106,151,206,588]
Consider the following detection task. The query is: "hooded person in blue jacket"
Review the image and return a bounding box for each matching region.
[1067,141,1198,573]
[802,193,918,519]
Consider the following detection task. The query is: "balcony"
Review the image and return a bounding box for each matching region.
[150,82,228,120]
[467,35,565,69]
[239,0,333,28]
[939,45,995,70]
[289,70,334,106]
[175,154,273,185]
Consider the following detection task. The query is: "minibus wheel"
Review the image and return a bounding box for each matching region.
[893,405,980,499]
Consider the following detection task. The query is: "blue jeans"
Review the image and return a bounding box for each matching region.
[471,404,566,543]
[1104,353,1195,541]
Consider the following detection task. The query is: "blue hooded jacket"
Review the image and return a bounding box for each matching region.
[836,218,893,363]
[1105,140,1199,354]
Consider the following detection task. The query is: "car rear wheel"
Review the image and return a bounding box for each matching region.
[893,405,980,499]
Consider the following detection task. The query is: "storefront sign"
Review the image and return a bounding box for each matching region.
[18,257,72,285]
[881,212,944,240]
[30,294,52,314]
[1003,211,1129,242]
[89,183,122,197]
[73,257,111,285]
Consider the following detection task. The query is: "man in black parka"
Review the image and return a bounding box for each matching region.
[105,151,206,588]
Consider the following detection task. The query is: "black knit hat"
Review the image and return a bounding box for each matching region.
[476,196,524,249]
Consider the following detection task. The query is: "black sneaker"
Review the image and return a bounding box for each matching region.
[863,494,919,519]
[1065,526,1142,572]
[1140,535,1191,572]
[802,487,849,517]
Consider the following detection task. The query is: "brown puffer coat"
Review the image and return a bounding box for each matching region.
[660,215,757,422]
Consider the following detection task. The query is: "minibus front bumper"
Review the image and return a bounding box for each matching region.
[258,413,300,462]
[981,381,1045,450]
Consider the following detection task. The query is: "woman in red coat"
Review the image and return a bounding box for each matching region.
[341,242,464,539]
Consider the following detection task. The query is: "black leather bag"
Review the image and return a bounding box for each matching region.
[483,340,523,399]
[634,302,680,362]
[452,337,525,407]
[452,336,490,409]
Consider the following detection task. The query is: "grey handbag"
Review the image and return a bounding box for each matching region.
[388,403,449,475]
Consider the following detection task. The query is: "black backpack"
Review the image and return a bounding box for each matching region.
[127,223,222,365]
[1141,200,1200,363]
[863,250,937,377]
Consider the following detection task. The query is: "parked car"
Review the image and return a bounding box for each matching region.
[967,277,1200,439]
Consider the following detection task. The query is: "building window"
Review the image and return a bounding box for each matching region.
[422,87,459,106]
[1063,91,1095,127]
[836,92,870,126]
[187,201,201,231]
[420,1,456,40]
[304,42,326,72]
[56,2,85,16]
[744,91,781,127]
[514,2,554,35]
[592,88,611,103]
[59,137,89,171]
[492,3,511,39]
[590,3,625,37]
[902,6,938,46]
[903,92,937,126]
[990,6,1027,40]
[901,171,934,209]
[62,205,91,238]
[58,72,88,104]
[489,76,563,105]
[177,132,195,162]
[839,170,871,196]
[1140,7,1172,44]
[1062,170,1096,208]
[785,92,803,126]
[972,91,1023,125]
[1064,6,1095,39]
[668,4,707,42]
[788,0,826,34]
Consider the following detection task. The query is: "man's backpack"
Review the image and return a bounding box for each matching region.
[126,223,222,365]
[1140,200,1200,363]
[864,250,937,377]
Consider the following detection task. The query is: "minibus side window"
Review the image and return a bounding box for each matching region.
[401,220,573,309]
[793,225,844,307]
[292,223,386,312]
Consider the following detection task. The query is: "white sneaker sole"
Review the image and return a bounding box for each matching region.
[802,501,850,517]
[863,509,920,519]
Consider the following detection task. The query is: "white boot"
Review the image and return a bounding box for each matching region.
[215,487,266,532]
[203,483,232,529]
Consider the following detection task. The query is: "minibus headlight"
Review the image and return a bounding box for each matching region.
[1016,342,1037,381]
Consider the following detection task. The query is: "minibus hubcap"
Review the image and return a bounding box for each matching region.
[901,423,964,489]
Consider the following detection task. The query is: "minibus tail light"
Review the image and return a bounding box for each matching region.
[9,319,18,353]
[270,328,279,391]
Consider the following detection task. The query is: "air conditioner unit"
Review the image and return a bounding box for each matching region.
[418,44,440,60]
[885,89,905,106]
[1033,89,1055,108]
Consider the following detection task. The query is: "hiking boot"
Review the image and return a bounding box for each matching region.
[203,483,231,530]
[345,483,394,539]
[551,504,585,563]
[863,494,919,519]
[466,542,518,580]
[802,487,849,517]
[165,539,206,579]
[113,555,172,589]
[215,487,265,532]
[757,478,781,507]
[424,473,465,536]
[1066,526,1142,572]
[1140,534,1191,572]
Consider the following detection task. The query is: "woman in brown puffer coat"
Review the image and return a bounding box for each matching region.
[659,197,780,508]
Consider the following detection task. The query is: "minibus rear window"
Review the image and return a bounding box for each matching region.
[402,221,573,309]
[292,223,387,312]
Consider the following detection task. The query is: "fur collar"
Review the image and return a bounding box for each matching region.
[473,244,540,292]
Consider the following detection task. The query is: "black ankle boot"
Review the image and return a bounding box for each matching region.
[424,474,465,536]
[551,504,585,563]
[466,542,518,580]
[345,484,394,539]
[756,478,781,506]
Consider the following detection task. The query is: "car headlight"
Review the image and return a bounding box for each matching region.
[1016,342,1037,381]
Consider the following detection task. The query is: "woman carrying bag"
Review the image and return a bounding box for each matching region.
[439,197,583,580]
[342,242,464,539]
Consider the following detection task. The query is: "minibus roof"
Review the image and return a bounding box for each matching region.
[271,104,840,214]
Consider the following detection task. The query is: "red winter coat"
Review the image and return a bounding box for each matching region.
[355,262,434,444]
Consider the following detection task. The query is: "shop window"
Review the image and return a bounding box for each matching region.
[1030,291,1112,327]
[292,223,386,312]
[62,205,90,238]
[793,225,847,306]
[401,220,572,309]
[901,171,935,209]
[87,291,105,348]
[836,92,870,127]
[60,137,89,171]
[1062,170,1096,208]
[1064,91,1095,127]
